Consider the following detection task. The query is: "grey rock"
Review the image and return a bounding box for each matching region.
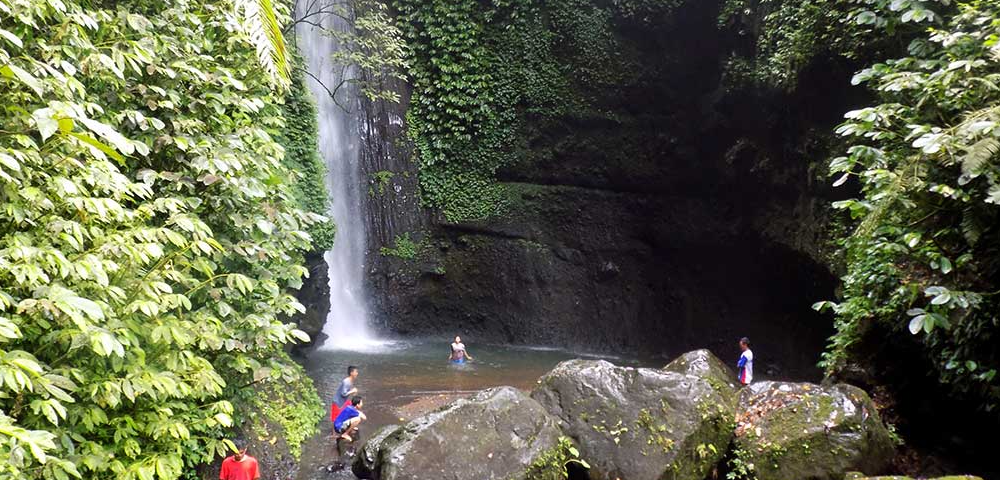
[352,425,401,479]
[843,475,984,480]
[663,348,738,391]
[532,359,735,480]
[360,386,562,480]
[735,381,895,480]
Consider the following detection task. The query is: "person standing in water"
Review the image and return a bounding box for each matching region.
[449,336,473,363]
[330,366,359,424]
[737,337,754,385]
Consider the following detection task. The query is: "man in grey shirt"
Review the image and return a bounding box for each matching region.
[335,366,359,408]
[330,365,359,428]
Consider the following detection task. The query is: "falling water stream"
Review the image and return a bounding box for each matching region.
[295,0,379,350]
[291,3,652,479]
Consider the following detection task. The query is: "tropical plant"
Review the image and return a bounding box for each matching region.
[719,0,951,88]
[237,0,292,88]
[817,0,1000,411]
[0,1,323,479]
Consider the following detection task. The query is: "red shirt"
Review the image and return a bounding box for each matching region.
[220,455,259,480]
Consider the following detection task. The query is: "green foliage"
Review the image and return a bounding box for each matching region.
[393,0,514,221]
[275,54,335,251]
[298,0,408,104]
[395,0,673,221]
[236,0,292,88]
[817,0,1000,411]
[726,447,758,480]
[340,0,408,103]
[242,352,323,458]
[379,233,419,259]
[371,170,394,196]
[0,0,323,478]
[719,0,947,88]
[523,436,590,480]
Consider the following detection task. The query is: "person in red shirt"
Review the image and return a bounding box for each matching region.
[219,440,260,480]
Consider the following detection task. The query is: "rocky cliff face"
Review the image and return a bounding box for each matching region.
[293,251,331,347]
[358,0,855,378]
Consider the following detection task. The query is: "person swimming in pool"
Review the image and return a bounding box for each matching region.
[449,336,474,363]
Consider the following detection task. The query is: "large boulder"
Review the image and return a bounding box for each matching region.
[354,386,562,480]
[663,348,738,390]
[352,424,401,479]
[531,359,736,480]
[735,382,895,480]
[844,475,983,480]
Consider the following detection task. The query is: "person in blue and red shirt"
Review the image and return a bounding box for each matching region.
[333,395,367,443]
[737,337,754,385]
[219,440,259,480]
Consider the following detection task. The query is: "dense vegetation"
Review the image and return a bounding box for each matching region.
[276,55,336,251]
[3,0,999,477]
[0,0,325,479]
[394,0,672,221]
[815,0,1000,412]
[720,0,1000,412]
[392,0,1000,415]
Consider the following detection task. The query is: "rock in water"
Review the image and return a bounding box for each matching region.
[531,359,736,480]
[352,425,400,479]
[663,348,738,390]
[356,386,562,480]
[735,382,894,480]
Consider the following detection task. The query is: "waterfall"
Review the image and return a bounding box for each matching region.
[295,0,379,349]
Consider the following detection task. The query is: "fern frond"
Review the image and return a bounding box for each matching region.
[960,137,1000,181]
[236,0,291,89]
[961,207,983,246]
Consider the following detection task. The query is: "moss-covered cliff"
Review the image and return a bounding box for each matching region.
[357,0,854,379]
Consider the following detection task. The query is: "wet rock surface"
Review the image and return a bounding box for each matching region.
[352,425,400,480]
[531,359,735,480]
[305,351,908,480]
[663,348,738,390]
[844,475,984,480]
[290,251,330,348]
[735,381,895,480]
[355,386,562,480]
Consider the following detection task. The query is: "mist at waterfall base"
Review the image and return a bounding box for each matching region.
[296,0,384,351]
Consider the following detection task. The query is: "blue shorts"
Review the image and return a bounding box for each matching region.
[451,358,465,364]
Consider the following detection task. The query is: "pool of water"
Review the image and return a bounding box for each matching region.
[294,340,653,479]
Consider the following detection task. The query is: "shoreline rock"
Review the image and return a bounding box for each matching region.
[531,359,735,480]
[353,425,401,480]
[354,386,561,480]
[735,381,895,480]
[348,350,924,480]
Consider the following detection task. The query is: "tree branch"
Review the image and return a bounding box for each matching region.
[294,66,354,113]
[285,3,352,34]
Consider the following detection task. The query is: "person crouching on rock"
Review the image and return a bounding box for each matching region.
[449,336,474,364]
[333,395,367,443]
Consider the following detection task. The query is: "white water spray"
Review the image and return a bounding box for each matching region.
[295,0,381,350]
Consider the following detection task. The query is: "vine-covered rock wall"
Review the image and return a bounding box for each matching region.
[278,51,334,346]
[361,0,852,377]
